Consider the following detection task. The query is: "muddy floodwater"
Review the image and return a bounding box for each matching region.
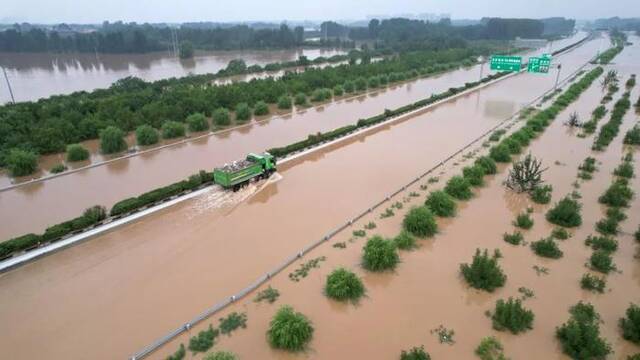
[0,32,593,240]
[0,47,346,104]
[0,34,624,360]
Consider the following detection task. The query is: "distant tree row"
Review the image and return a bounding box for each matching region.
[0,23,309,53]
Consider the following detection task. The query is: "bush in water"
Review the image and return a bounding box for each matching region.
[161,121,186,139]
[580,273,606,293]
[253,101,270,116]
[513,212,534,229]
[394,231,417,250]
[324,267,366,302]
[444,175,473,200]
[50,163,67,174]
[475,337,506,360]
[135,125,160,146]
[188,325,219,353]
[503,231,523,245]
[400,346,431,360]
[620,303,640,344]
[402,206,438,238]
[460,249,506,292]
[462,164,485,186]
[362,235,399,271]
[530,237,563,259]
[99,126,127,154]
[213,108,231,126]
[294,92,308,106]
[203,351,237,360]
[492,297,534,334]
[489,144,512,163]
[590,250,615,273]
[546,197,582,227]
[474,156,497,175]
[267,305,314,351]
[424,190,456,217]
[556,302,611,359]
[186,113,210,132]
[66,143,90,161]
[235,103,251,122]
[530,184,553,204]
[277,95,292,109]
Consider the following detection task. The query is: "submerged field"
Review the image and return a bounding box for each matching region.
[151,37,640,359]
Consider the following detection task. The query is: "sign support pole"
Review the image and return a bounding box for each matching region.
[554,64,562,91]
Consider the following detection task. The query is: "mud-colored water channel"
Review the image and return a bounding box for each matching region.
[0,35,617,360]
[0,48,347,104]
[0,32,593,240]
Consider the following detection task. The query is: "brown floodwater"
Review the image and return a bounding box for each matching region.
[0,32,594,240]
[0,48,347,104]
[0,34,618,360]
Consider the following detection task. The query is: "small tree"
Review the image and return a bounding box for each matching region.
[213,108,231,126]
[294,93,308,106]
[186,113,210,132]
[505,153,546,192]
[66,144,90,162]
[179,41,194,59]
[99,126,127,154]
[620,303,640,344]
[556,302,611,359]
[565,112,582,127]
[333,85,344,97]
[424,190,456,217]
[463,165,486,186]
[475,337,506,360]
[531,237,563,258]
[492,297,534,334]
[546,197,582,227]
[530,185,552,204]
[460,249,506,292]
[581,273,606,293]
[6,149,38,177]
[590,250,615,273]
[490,144,512,163]
[444,175,473,200]
[362,235,399,271]
[277,96,292,109]
[400,346,430,360]
[513,212,534,229]
[325,267,365,302]
[254,101,270,116]
[267,306,313,351]
[161,121,186,139]
[235,103,251,122]
[394,231,417,250]
[135,125,159,146]
[402,206,438,238]
[475,156,497,175]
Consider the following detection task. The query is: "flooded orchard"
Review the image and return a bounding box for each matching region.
[0,33,593,240]
[0,48,346,103]
[0,34,630,360]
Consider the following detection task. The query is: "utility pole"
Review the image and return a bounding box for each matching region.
[478,56,485,81]
[1,66,15,104]
[554,63,562,91]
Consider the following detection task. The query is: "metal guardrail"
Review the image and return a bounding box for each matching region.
[130,38,596,360]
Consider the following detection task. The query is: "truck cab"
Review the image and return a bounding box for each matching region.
[247,152,277,173]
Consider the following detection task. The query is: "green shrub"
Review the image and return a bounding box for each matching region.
[66,144,90,161]
[581,273,606,293]
[99,126,127,154]
[578,157,597,173]
[620,303,640,344]
[599,180,634,207]
[463,165,485,186]
[590,250,615,273]
[624,126,640,145]
[551,227,570,240]
[167,344,186,360]
[556,302,611,359]
[614,161,634,178]
[475,156,497,175]
[203,351,237,360]
[343,81,355,93]
[513,212,534,229]
[253,101,270,116]
[325,268,365,302]
[530,185,552,204]
[294,93,308,106]
[546,197,582,227]
[135,125,160,146]
[50,163,67,174]
[267,305,313,351]
[636,226,640,242]
[354,77,367,91]
[402,206,438,238]
[502,138,522,154]
[400,346,430,360]
[531,237,563,258]
[188,325,219,353]
[606,207,627,222]
[213,108,231,126]
[445,175,473,200]
[394,231,417,250]
[277,95,292,109]
[489,129,506,142]
[362,235,399,271]
[489,144,512,163]
[332,85,344,97]
[235,103,252,121]
[186,113,210,132]
[424,190,456,217]
[503,231,523,245]
[460,249,506,292]
[254,286,280,304]
[492,297,534,334]
[161,121,186,139]
[595,217,619,235]
[219,312,247,335]
[475,336,507,360]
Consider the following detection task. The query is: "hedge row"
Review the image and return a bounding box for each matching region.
[267,72,507,158]
[593,91,633,151]
[0,170,214,259]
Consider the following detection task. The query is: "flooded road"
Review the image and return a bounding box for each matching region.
[0,48,346,103]
[0,32,593,240]
[0,34,615,360]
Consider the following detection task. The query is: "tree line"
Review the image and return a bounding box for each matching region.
[0,42,510,167]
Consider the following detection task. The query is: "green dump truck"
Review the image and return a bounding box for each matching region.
[213,152,277,191]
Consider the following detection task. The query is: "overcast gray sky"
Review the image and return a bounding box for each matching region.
[3,0,639,24]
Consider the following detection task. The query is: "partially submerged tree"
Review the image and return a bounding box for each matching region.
[505,153,546,193]
[565,112,582,127]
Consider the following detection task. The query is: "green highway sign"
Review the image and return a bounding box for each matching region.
[490,55,522,72]
[527,56,552,73]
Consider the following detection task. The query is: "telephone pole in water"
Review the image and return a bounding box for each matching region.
[1,66,15,104]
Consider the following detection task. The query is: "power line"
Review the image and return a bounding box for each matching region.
[1,66,15,104]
